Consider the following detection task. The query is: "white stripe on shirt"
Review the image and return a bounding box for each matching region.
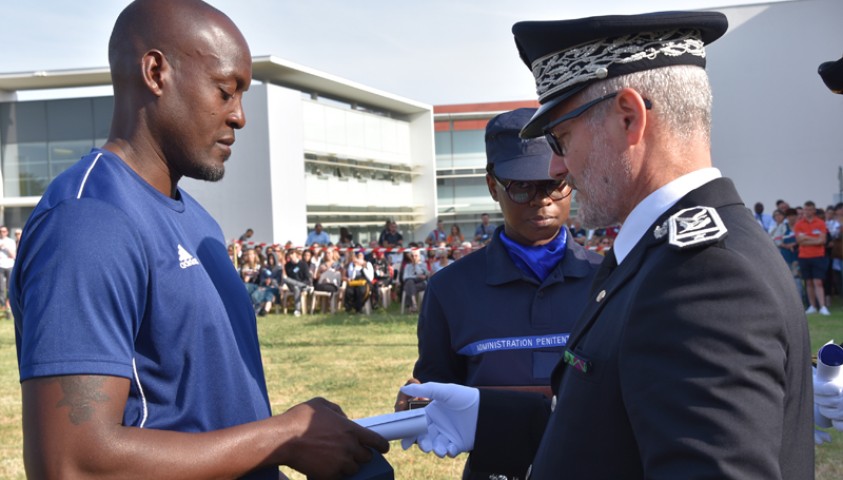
[132,357,149,428]
[76,152,103,199]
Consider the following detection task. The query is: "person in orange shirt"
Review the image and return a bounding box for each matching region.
[794,200,830,315]
[446,224,465,248]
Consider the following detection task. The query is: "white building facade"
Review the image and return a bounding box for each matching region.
[2,0,842,246]
[0,56,436,247]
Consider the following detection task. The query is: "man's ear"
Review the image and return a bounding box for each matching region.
[141,49,167,97]
[486,173,500,201]
[614,88,648,147]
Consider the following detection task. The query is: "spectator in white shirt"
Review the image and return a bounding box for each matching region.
[0,225,16,313]
[402,250,429,313]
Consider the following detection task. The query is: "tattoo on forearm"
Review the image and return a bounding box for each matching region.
[53,377,110,425]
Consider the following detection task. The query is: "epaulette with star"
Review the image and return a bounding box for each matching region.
[653,206,728,250]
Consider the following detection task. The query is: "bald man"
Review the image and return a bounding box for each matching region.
[10,1,387,478]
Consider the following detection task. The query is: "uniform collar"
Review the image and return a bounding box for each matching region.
[614,167,721,264]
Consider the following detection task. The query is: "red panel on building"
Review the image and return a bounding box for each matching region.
[434,100,539,114]
[434,100,540,131]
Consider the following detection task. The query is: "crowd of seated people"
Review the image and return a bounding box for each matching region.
[230,220,485,316]
[230,246,403,317]
[233,202,843,318]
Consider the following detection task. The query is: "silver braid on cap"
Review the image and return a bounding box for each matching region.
[532,29,706,102]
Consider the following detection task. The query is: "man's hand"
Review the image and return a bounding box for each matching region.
[399,382,479,458]
[394,378,422,412]
[274,398,389,479]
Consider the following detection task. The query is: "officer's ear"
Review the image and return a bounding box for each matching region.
[614,88,648,147]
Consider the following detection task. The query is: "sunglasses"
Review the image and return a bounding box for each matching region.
[543,92,652,157]
[493,174,571,204]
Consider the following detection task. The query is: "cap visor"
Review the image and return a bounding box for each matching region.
[519,84,587,138]
[819,59,843,94]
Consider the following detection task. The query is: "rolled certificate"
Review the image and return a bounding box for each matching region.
[354,408,428,441]
[817,342,843,382]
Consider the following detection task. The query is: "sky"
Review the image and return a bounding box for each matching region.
[0,0,790,105]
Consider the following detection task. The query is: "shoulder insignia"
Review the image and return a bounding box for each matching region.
[668,206,728,250]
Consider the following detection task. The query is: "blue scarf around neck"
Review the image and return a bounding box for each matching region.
[499,228,567,282]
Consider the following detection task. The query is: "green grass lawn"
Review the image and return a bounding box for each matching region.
[0,300,840,478]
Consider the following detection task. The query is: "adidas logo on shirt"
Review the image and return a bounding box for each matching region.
[178,244,200,269]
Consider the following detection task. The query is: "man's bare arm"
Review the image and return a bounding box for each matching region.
[23,375,388,480]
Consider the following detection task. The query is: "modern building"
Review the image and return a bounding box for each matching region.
[2,0,842,250]
[433,100,543,238]
[0,56,436,247]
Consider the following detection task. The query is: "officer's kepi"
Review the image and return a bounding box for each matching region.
[819,54,843,94]
[511,11,729,139]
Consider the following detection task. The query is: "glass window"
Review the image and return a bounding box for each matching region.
[93,96,114,142]
[0,96,110,200]
[437,177,455,208]
[437,177,496,214]
[451,130,485,169]
[0,103,13,145]
[4,143,49,197]
[434,130,452,168]
[50,140,93,177]
[453,177,492,207]
[17,145,51,197]
[2,101,47,144]
[47,98,94,142]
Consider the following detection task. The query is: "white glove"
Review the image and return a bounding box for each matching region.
[814,404,834,445]
[815,428,833,446]
[399,382,479,458]
[814,343,843,430]
[815,379,843,430]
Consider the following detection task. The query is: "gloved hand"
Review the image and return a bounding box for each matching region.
[814,343,843,431]
[814,403,834,445]
[815,428,833,446]
[815,375,843,429]
[399,382,479,458]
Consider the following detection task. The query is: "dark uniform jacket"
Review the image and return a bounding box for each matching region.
[413,226,602,388]
[471,178,814,479]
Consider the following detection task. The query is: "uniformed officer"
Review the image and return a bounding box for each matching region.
[813,53,843,444]
[400,11,813,479]
[395,108,601,479]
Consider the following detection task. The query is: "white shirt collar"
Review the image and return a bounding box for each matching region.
[614,168,722,264]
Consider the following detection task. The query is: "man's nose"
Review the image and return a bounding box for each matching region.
[548,152,568,180]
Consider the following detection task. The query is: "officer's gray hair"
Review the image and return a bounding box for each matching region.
[582,65,713,144]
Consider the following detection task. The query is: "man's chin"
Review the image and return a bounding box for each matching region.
[578,205,612,231]
[189,166,225,182]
